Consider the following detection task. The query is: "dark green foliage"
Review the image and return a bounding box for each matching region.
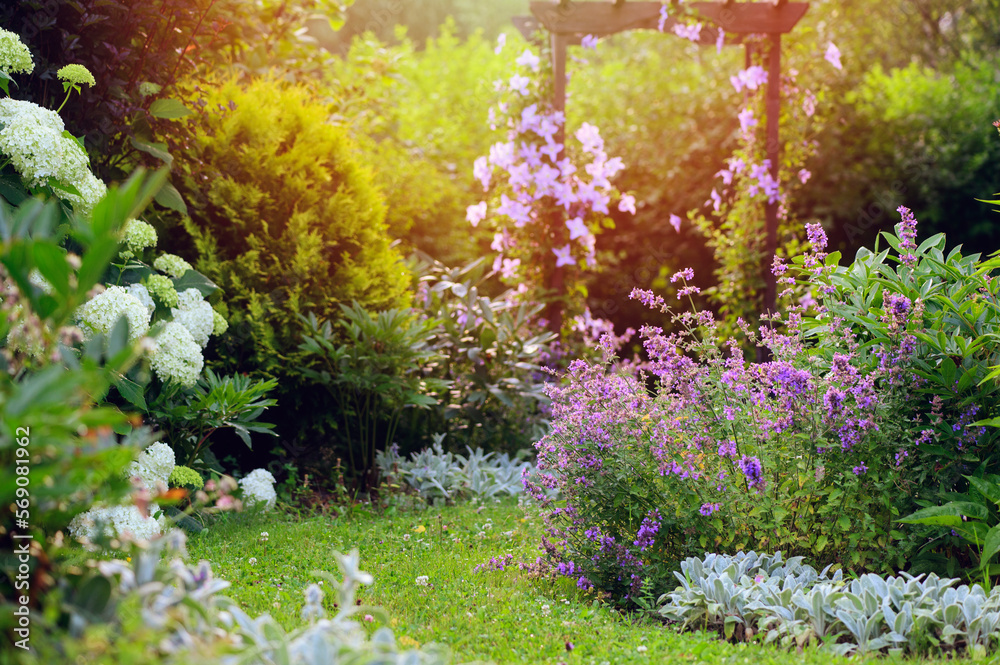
[144,369,278,470]
[169,77,412,378]
[396,253,555,456]
[1,0,354,178]
[297,304,450,483]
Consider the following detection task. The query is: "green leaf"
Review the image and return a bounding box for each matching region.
[898,503,970,527]
[0,173,28,205]
[171,270,218,297]
[32,242,70,297]
[75,575,113,616]
[981,524,1000,566]
[115,375,147,410]
[479,326,497,350]
[148,98,193,120]
[129,136,173,165]
[153,182,188,215]
[967,475,1000,506]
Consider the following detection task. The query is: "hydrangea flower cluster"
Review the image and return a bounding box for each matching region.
[143,273,180,308]
[0,98,107,214]
[57,64,96,87]
[120,219,158,260]
[149,322,204,387]
[68,504,165,543]
[77,213,227,388]
[67,443,176,544]
[76,285,151,343]
[0,28,33,75]
[126,442,176,492]
[153,253,193,278]
[168,465,205,490]
[239,468,277,510]
[171,288,215,347]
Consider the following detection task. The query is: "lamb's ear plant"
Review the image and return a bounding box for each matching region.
[655,550,1000,657]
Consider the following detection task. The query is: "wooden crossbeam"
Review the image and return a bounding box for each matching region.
[529,1,808,36]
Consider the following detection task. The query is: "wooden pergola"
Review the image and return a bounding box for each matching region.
[515,0,809,332]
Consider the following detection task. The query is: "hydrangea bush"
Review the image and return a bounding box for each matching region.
[239,468,278,511]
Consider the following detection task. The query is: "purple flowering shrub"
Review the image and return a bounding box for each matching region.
[788,208,1000,507]
[526,262,921,605]
[524,204,1000,602]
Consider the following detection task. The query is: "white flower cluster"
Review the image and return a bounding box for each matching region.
[149,321,204,388]
[0,28,33,74]
[239,469,277,511]
[126,283,156,315]
[126,442,175,492]
[154,253,193,278]
[76,285,151,343]
[68,504,165,543]
[0,98,106,215]
[120,219,158,259]
[171,288,214,348]
[67,443,178,543]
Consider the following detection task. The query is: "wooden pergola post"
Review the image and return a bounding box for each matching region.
[516,0,809,340]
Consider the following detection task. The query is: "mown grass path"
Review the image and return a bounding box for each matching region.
[186,498,982,664]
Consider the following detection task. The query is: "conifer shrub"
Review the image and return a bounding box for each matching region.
[167,77,411,378]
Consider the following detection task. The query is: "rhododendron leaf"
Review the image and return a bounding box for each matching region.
[171,269,218,297]
[149,98,193,120]
[154,182,188,215]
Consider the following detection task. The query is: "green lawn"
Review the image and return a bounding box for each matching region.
[185,497,985,664]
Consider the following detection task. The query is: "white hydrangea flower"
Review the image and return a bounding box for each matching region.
[68,504,163,543]
[0,28,34,74]
[77,285,151,343]
[149,321,203,388]
[154,253,193,278]
[212,310,228,336]
[120,219,158,258]
[239,469,277,511]
[60,171,108,217]
[126,442,175,491]
[126,283,156,315]
[171,288,213,347]
[175,287,204,310]
[0,101,71,186]
[0,98,103,215]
